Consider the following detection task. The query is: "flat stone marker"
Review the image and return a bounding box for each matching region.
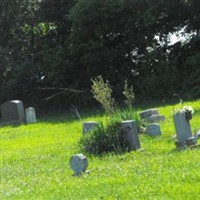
[70,154,88,175]
[139,109,159,119]
[173,111,192,144]
[145,123,162,136]
[26,107,37,124]
[146,115,165,123]
[83,122,99,134]
[0,100,25,124]
[121,120,140,151]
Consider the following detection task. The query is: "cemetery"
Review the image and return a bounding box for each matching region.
[0,97,200,199]
[1,1,200,199]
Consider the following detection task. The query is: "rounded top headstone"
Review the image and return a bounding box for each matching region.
[70,154,88,175]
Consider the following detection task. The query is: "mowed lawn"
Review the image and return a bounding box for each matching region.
[0,99,200,200]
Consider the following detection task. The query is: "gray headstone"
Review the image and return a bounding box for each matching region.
[173,111,192,144]
[145,123,162,136]
[146,115,165,123]
[26,107,37,124]
[83,122,99,134]
[70,154,88,175]
[120,120,140,151]
[0,100,25,124]
[139,109,159,119]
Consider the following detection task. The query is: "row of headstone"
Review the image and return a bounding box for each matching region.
[0,100,37,125]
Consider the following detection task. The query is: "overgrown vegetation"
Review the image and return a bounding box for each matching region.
[81,77,137,155]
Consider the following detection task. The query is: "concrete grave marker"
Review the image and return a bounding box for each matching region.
[0,100,25,124]
[83,122,99,134]
[26,107,37,124]
[145,123,162,136]
[173,111,192,145]
[146,115,165,123]
[120,120,140,151]
[139,109,159,119]
[70,154,88,175]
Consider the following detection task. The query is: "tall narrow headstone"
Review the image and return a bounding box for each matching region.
[173,111,192,144]
[83,122,99,134]
[120,120,140,151]
[26,107,37,124]
[0,100,25,123]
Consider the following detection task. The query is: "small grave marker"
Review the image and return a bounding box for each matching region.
[120,120,140,151]
[139,109,159,119]
[83,122,99,134]
[26,107,37,124]
[146,115,165,123]
[145,123,162,136]
[70,154,88,175]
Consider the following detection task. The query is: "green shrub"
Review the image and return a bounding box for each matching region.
[80,121,129,155]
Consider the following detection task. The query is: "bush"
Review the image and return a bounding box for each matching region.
[80,121,129,155]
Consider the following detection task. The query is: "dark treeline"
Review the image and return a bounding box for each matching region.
[1,0,200,111]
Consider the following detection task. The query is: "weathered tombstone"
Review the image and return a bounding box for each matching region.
[146,115,165,123]
[0,100,25,124]
[70,154,88,175]
[83,122,99,134]
[26,107,37,124]
[145,123,162,136]
[173,111,192,145]
[139,109,159,119]
[120,120,140,151]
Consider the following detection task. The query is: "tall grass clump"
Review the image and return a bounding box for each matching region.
[81,76,138,155]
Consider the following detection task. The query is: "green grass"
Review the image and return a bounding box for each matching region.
[0,99,200,199]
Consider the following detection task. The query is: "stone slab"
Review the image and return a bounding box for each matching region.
[83,122,99,134]
[0,100,25,123]
[70,154,88,175]
[145,123,162,136]
[120,120,140,151]
[146,115,165,123]
[173,112,192,144]
[139,109,159,119]
[26,107,37,124]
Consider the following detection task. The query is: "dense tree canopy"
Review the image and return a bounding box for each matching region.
[1,0,200,110]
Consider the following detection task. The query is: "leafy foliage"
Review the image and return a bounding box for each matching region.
[1,0,200,109]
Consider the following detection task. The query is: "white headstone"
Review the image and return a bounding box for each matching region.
[26,107,37,124]
[83,122,99,134]
[173,111,192,144]
[120,120,140,151]
[145,123,162,136]
[0,100,25,123]
[70,154,88,175]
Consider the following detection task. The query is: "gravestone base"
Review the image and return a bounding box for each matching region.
[185,137,197,146]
